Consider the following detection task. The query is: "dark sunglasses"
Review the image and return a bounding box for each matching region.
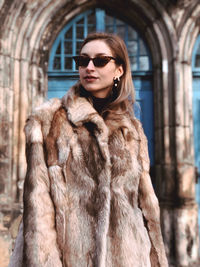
[72,55,116,68]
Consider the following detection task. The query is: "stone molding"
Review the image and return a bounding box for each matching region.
[0,0,200,266]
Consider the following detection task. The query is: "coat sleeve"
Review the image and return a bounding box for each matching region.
[137,122,168,267]
[22,116,62,267]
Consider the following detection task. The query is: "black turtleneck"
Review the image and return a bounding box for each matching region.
[91,94,112,114]
[79,85,113,114]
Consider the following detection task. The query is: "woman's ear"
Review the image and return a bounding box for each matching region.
[116,64,124,78]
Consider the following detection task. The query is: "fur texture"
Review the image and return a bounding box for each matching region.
[10,84,168,267]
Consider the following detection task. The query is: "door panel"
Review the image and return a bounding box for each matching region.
[48,77,78,99]
[192,34,200,234]
[134,77,154,165]
[193,77,200,233]
[193,78,200,171]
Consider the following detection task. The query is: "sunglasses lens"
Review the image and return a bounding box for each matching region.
[73,56,89,67]
[78,56,90,67]
[73,56,114,68]
[93,57,110,67]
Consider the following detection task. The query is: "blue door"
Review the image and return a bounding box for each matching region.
[48,8,154,164]
[192,34,200,233]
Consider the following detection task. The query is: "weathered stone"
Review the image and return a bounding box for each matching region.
[161,207,176,266]
[0,210,12,267]
[0,234,11,267]
[174,205,199,266]
[0,0,200,266]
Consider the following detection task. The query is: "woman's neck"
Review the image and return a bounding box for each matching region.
[91,94,112,114]
[79,85,113,114]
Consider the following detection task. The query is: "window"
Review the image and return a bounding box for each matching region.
[48,9,152,73]
[192,34,200,237]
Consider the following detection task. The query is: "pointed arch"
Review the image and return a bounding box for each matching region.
[0,0,177,205]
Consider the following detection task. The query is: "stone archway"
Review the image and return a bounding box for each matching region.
[1,0,200,266]
[38,0,177,199]
[0,0,175,208]
[173,3,200,266]
[0,0,175,262]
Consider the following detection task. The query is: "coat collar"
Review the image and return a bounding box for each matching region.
[62,84,98,126]
[62,84,110,160]
[61,83,139,142]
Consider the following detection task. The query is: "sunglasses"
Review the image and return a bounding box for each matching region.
[72,55,116,68]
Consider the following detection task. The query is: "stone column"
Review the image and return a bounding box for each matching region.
[158,58,199,267]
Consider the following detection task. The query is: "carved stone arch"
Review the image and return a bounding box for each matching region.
[176,3,200,164]
[5,0,177,231]
[168,3,200,266]
[3,0,199,265]
[38,0,177,187]
[8,1,76,202]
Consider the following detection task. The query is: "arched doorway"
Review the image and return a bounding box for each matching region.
[48,8,154,165]
[192,34,200,233]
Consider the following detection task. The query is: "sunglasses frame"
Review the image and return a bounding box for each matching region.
[72,55,116,68]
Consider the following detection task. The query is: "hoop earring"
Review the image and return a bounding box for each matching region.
[113,77,120,88]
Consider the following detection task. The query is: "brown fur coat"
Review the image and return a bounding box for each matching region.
[9,84,168,267]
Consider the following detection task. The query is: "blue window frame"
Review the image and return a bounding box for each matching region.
[48,9,152,74]
[192,35,200,174]
[192,34,200,235]
[48,8,154,164]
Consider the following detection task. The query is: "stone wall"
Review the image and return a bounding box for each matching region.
[0,0,200,266]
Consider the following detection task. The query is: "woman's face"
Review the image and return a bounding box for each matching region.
[79,40,123,98]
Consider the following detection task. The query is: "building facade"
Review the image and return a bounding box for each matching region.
[0,0,200,266]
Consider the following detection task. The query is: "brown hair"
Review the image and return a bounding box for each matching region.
[79,32,135,115]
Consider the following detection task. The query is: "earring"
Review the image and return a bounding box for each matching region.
[113,77,120,88]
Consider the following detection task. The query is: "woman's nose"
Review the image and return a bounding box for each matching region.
[86,59,95,70]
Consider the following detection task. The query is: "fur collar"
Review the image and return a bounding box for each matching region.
[61,83,138,143]
[62,84,111,160]
[62,84,108,134]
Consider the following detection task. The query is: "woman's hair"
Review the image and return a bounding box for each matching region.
[79,32,135,115]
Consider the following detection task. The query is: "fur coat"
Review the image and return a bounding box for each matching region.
[9,84,168,267]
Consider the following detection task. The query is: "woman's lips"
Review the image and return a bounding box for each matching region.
[84,76,98,82]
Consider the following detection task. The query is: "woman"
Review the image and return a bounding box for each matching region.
[10,32,168,267]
